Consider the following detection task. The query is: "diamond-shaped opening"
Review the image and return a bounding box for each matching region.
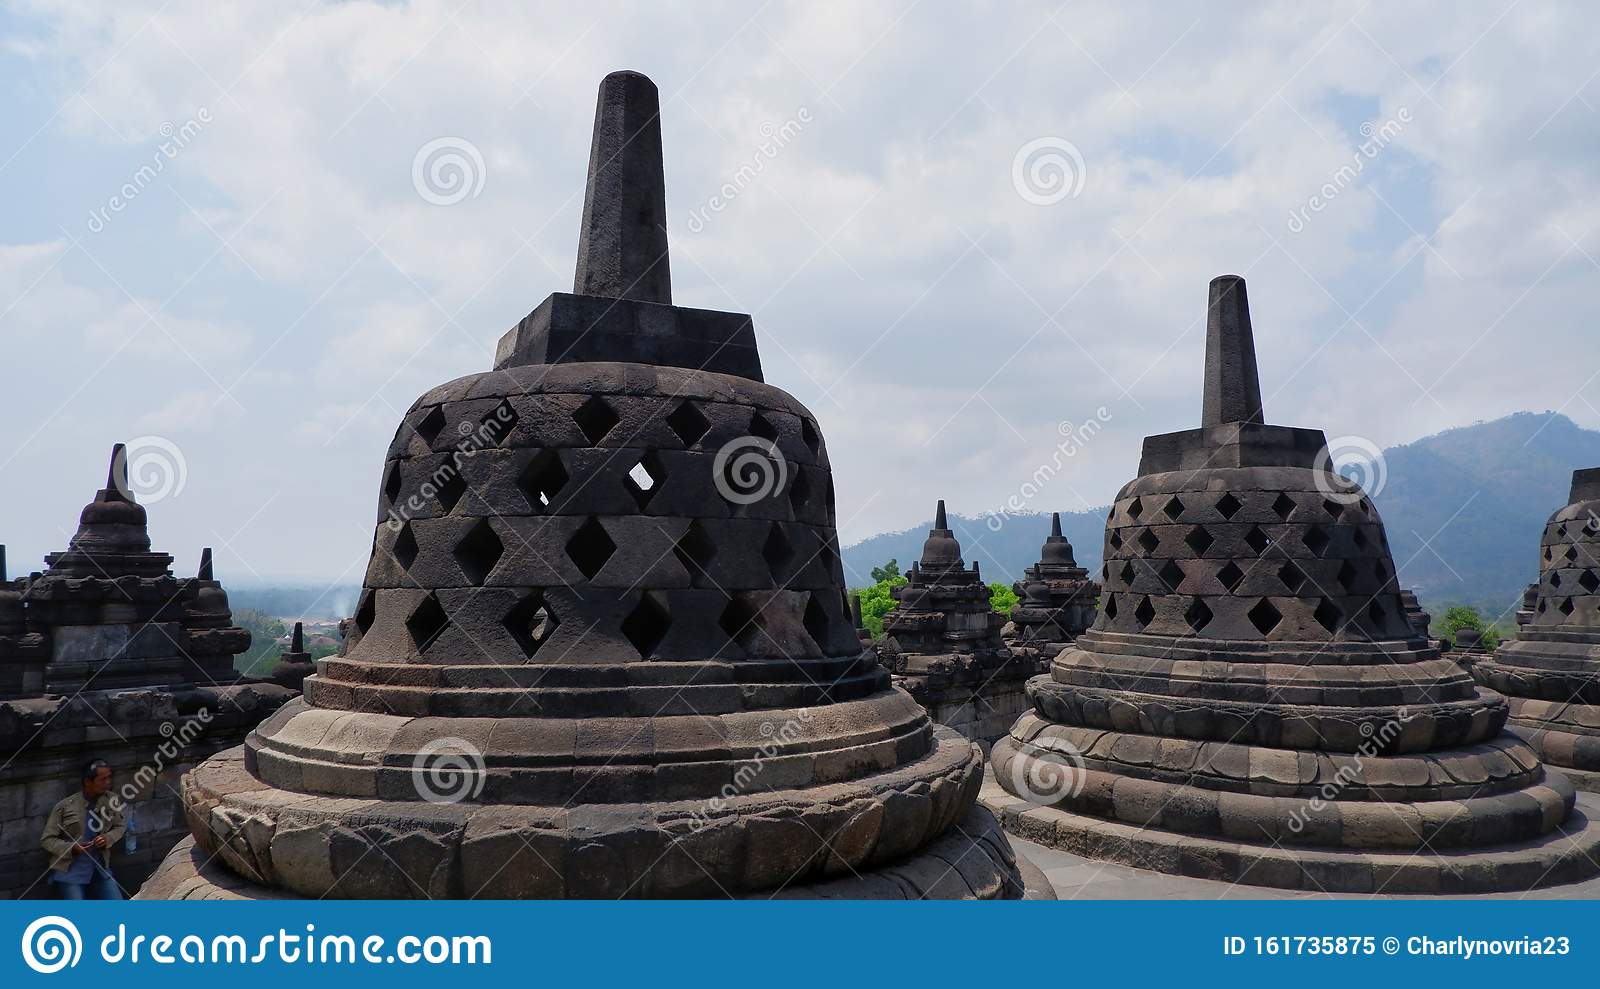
[623,451,666,510]
[1551,571,1563,588]
[800,418,821,454]
[1159,558,1185,591]
[1184,597,1213,633]
[1336,559,1357,592]
[1163,495,1185,519]
[1367,600,1387,630]
[673,520,716,583]
[1359,498,1371,515]
[1119,560,1137,585]
[573,395,620,445]
[1373,560,1389,584]
[1109,530,1124,550]
[1104,594,1118,621]
[1544,547,1553,562]
[1587,518,1599,536]
[1245,526,1272,555]
[453,518,504,585]
[384,462,403,505]
[1323,499,1345,520]
[803,593,830,651]
[503,592,557,659]
[1314,598,1343,635]
[415,406,446,446]
[788,468,812,515]
[1134,595,1156,628]
[1278,561,1306,593]
[1538,599,1547,614]
[1137,528,1160,555]
[1271,493,1296,521]
[1559,597,1575,616]
[517,451,569,512]
[621,592,671,659]
[1302,525,1330,557]
[1216,493,1243,519]
[480,398,519,446]
[1128,497,1144,520]
[719,596,760,647]
[1185,526,1215,555]
[433,463,468,513]
[1217,560,1245,593]
[353,589,376,635]
[1567,545,1579,562]
[1247,598,1282,636]
[665,401,711,447]
[1558,523,1569,538]
[406,593,450,651]
[392,522,419,570]
[1352,528,1368,549]
[762,523,795,579]
[565,517,616,580]
[749,411,778,442]
[1581,570,1599,594]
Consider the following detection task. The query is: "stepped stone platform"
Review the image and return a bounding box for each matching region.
[1473,469,1600,793]
[1,452,293,897]
[141,70,1035,900]
[986,274,1600,893]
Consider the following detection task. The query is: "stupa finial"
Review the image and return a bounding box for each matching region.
[1201,275,1264,427]
[1050,511,1063,538]
[291,621,304,653]
[573,70,672,304]
[106,443,131,502]
[198,547,214,581]
[934,499,948,530]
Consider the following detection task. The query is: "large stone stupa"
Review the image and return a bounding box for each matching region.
[983,275,1600,893]
[1472,469,1600,792]
[142,71,1036,900]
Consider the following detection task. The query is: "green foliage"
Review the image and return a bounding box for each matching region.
[233,607,288,675]
[1434,605,1501,649]
[987,582,1019,618]
[869,559,901,584]
[855,576,905,638]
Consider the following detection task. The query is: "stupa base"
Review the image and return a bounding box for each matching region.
[137,804,1050,900]
[1503,696,1600,793]
[980,776,1600,894]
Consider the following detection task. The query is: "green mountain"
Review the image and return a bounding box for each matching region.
[841,412,1600,621]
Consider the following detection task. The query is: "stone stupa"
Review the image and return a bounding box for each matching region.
[142,70,1037,900]
[983,275,1600,893]
[1003,512,1098,664]
[876,501,1030,746]
[1471,470,1600,792]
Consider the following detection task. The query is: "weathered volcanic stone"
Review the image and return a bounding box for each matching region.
[1003,512,1099,666]
[876,501,1032,747]
[140,71,1034,901]
[984,274,1600,893]
[1472,470,1600,793]
[270,621,316,691]
[0,451,293,898]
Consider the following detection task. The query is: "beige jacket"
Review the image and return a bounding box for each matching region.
[39,792,125,875]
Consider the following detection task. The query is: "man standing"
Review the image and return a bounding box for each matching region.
[39,759,125,900]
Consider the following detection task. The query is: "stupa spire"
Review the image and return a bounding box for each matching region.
[198,547,214,581]
[1050,511,1062,538]
[106,443,131,502]
[1200,275,1264,427]
[290,621,304,653]
[573,70,672,304]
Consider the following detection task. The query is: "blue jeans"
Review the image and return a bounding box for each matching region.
[54,872,122,900]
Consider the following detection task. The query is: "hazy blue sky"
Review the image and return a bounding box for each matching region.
[2,1,1597,585]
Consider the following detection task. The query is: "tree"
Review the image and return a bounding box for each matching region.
[987,582,1019,618]
[1435,605,1501,649]
[869,559,901,584]
[233,607,288,675]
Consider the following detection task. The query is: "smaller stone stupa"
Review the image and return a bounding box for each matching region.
[1473,469,1600,791]
[1003,513,1098,665]
[877,501,1026,745]
[270,621,316,690]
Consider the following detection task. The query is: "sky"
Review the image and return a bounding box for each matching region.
[2,1,1598,586]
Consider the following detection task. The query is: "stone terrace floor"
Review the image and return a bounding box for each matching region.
[1007,791,1600,900]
